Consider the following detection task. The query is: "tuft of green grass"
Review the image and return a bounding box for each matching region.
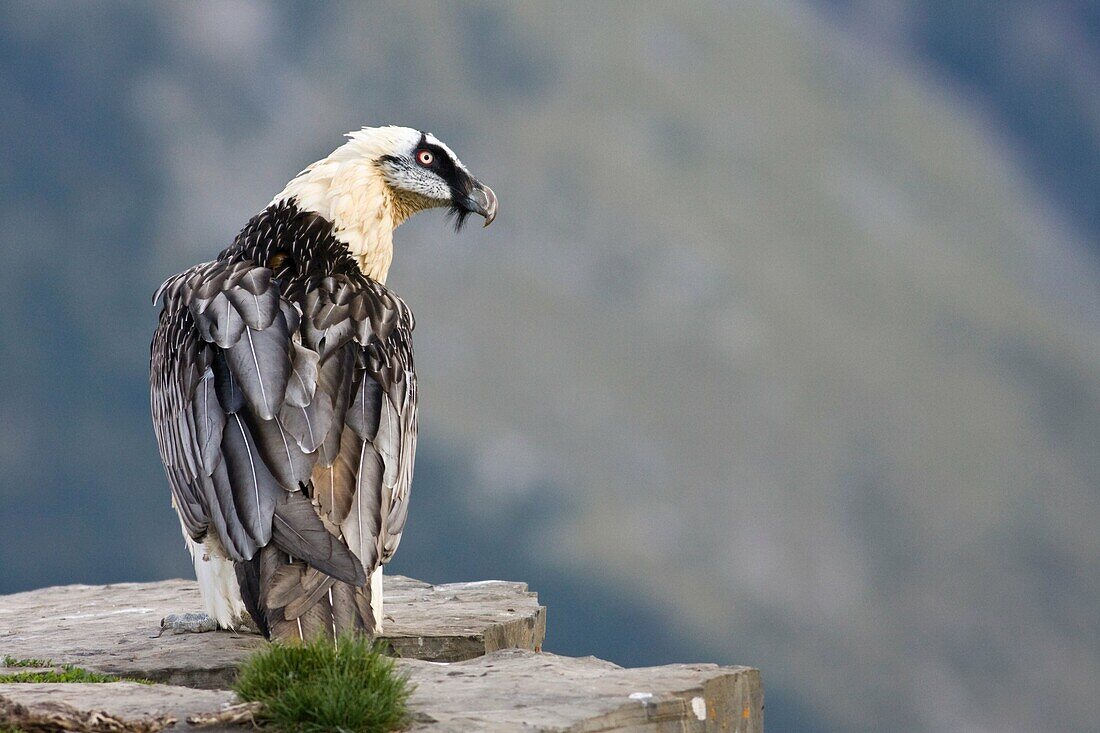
[2,656,52,668]
[0,667,119,683]
[233,635,413,733]
[0,656,152,684]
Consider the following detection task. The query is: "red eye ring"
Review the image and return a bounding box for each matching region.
[416,149,434,166]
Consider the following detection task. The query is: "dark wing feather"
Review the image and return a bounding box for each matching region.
[313,423,363,525]
[192,371,225,473]
[285,342,320,408]
[211,350,245,414]
[314,345,356,465]
[208,458,257,560]
[223,319,291,420]
[271,490,365,585]
[248,415,313,491]
[220,412,280,546]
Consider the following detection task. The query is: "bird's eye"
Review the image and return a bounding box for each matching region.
[416,149,434,166]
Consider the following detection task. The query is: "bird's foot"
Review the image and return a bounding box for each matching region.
[159,612,218,635]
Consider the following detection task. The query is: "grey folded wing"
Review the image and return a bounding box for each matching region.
[301,271,418,575]
[150,260,418,593]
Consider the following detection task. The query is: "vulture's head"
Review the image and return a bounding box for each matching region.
[372,127,498,230]
[272,125,497,281]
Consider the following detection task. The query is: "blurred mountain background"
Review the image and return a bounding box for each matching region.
[1,2,1098,731]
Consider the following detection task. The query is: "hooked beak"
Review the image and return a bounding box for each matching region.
[464,183,498,227]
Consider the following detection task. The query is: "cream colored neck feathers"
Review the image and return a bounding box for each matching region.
[270,129,428,284]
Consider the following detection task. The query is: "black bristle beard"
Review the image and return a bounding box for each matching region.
[446,203,472,232]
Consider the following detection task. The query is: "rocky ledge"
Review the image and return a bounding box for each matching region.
[0,578,762,732]
[0,576,545,688]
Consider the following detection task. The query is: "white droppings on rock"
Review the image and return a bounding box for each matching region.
[691,695,707,720]
[629,692,653,701]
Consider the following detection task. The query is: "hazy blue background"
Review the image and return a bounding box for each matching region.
[2,2,1099,731]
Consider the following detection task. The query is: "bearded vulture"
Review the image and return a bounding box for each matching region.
[150,126,496,641]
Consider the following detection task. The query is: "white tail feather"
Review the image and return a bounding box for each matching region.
[181,526,248,629]
[370,566,384,632]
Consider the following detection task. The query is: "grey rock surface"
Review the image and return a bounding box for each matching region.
[403,649,762,732]
[0,652,761,732]
[0,577,545,688]
[0,580,761,731]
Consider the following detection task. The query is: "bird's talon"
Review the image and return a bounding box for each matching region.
[161,612,218,634]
